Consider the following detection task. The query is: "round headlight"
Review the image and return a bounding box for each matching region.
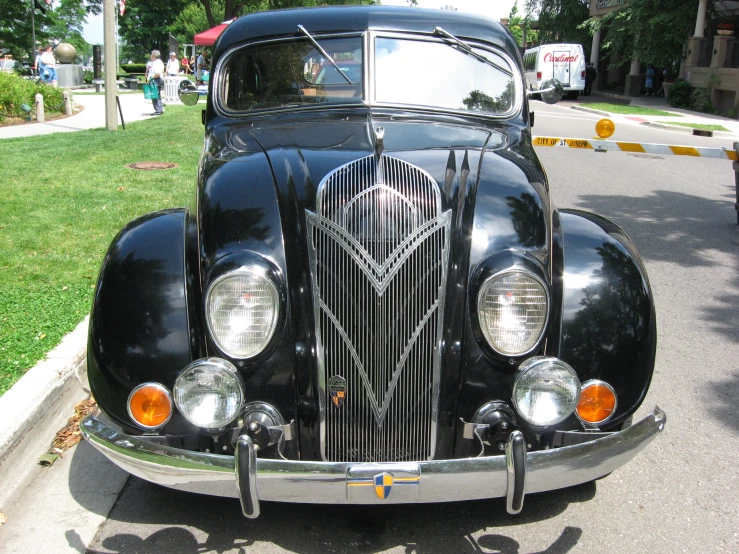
[512,357,580,427]
[174,358,245,429]
[206,269,280,359]
[477,270,549,356]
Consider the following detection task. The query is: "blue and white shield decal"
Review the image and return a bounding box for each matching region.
[374,472,394,500]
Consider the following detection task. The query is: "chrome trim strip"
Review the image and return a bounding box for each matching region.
[81,406,666,507]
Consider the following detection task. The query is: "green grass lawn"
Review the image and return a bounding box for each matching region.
[584,102,682,117]
[0,106,203,394]
[662,121,731,132]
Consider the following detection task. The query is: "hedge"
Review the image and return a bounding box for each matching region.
[0,71,65,121]
[120,63,147,73]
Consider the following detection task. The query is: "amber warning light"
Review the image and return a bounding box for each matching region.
[128,383,172,429]
[576,381,617,424]
[595,118,616,139]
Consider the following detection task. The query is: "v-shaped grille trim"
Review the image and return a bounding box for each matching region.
[307,154,451,463]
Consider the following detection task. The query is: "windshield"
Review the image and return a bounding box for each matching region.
[219,34,517,115]
[221,36,363,112]
[375,37,516,114]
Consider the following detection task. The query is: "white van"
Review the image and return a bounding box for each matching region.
[523,44,586,98]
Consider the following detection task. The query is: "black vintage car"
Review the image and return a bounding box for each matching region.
[82,6,665,518]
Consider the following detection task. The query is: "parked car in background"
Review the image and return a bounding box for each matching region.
[523,43,586,98]
[82,6,665,519]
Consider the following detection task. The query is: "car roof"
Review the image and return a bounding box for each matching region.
[214,6,518,61]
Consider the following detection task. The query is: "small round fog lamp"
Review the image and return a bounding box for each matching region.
[174,358,245,430]
[512,357,580,427]
[595,118,615,139]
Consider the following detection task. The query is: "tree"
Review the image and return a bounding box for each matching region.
[118,0,190,61]
[584,0,702,70]
[506,0,538,47]
[525,0,590,53]
[0,0,99,62]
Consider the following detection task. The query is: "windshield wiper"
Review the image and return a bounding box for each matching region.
[298,24,353,85]
[433,27,513,77]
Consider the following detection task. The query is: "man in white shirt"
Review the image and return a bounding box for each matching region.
[149,50,165,115]
[166,52,180,76]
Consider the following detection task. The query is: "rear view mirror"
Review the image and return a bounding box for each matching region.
[179,80,199,106]
[538,79,565,104]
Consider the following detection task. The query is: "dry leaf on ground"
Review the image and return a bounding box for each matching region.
[39,397,99,466]
[0,511,7,524]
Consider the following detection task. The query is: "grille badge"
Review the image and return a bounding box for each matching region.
[328,375,347,408]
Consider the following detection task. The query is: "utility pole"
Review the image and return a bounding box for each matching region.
[104,0,117,130]
[31,1,36,64]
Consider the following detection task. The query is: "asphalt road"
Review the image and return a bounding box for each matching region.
[8,101,739,554]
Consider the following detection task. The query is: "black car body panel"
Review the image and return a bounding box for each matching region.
[84,6,664,514]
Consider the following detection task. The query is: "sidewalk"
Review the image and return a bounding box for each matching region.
[0,90,161,140]
[572,90,739,139]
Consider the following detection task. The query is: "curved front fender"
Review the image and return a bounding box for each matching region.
[88,209,197,428]
[557,209,656,429]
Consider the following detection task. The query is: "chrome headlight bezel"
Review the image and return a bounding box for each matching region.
[476,268,550,357]
[173,357,245,430]
[205,267,281,359]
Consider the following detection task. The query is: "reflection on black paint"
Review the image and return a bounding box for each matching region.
[506,193,545,248]
[567,243,649,377]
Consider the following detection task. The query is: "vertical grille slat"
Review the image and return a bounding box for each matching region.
[307,154,451,462]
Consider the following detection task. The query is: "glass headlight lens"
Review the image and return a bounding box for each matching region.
[206,269,280,358]
[477,270,548,355]
[512,357,580,427]
[174,358,244,429]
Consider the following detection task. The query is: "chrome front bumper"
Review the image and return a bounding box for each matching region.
[81,406,665,518]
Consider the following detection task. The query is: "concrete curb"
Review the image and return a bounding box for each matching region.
[639,121,739,138]
[571,105,611,117]
[0,316,90,509]
[639,121,694,134]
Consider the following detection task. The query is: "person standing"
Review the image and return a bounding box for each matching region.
[149,50,165,115]
[39,45,57,87]
[584,61,597,96]
[645,65,655,96]
[166,52,180,76]
[34,47,44,79]
[196,51,205,84]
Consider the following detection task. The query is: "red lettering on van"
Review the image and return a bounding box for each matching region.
[543,53,579,63]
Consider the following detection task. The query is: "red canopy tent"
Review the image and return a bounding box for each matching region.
[194,20,234,46]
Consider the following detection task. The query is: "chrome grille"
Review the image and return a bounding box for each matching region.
[306,155,451,462]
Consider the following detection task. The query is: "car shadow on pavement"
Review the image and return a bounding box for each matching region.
[573,187,739,346]
[68,472,593,554]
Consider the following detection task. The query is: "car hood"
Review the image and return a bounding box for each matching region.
[202,114,550,269]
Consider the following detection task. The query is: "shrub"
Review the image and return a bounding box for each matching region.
[667,80,694,109]
[120,63,147,73]
[692,87,715,114]
[0,71,66,120]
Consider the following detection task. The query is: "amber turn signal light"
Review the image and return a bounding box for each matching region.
[127,383,172,429]
[576,380,617,424]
